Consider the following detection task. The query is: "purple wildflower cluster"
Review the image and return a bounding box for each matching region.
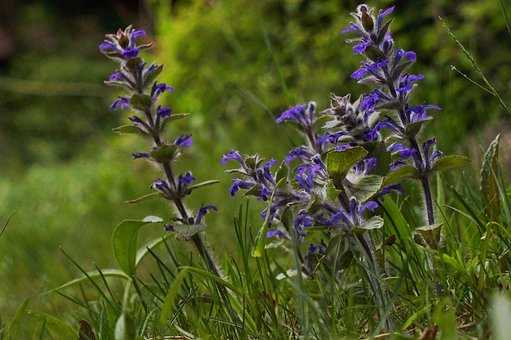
[343,4,444,224]
[223,4,454,275]
[99,26,220,273]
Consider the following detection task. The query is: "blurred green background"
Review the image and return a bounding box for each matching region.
[0,0,510,316]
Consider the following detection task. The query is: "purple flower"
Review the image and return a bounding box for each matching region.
[229,179,254,196]
[266,229,288,239]
[195,205,217,224]
[276,104,306,124]
[151,82,174,99]
[174,135,192,148]
[157,106,172,119]
[108,71,124,81]
[285,146,313,164]
[111,97,129,110]
[178,171,195,189]
[221,150,243,165]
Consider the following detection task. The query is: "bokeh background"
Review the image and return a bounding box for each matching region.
[0,0,510,316]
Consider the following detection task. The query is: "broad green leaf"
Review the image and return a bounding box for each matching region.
[174,223,206,241]
[326,147,368,187]
[130,93,151,111]
[356,216,384,231]
[115,314,136,340]
[125,192,160,204]
[431,154,470,173]
[383,165,418,186]
[135,235,171,267]
[187,179,220,191]
[44,269,130,294]
[150,144,178,163]
[112,218,163,276]
[481,135,501,220]
[345,174,383,202]
[112,124,144,135]
[29,312,78,339]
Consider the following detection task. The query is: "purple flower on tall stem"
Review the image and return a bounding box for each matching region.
[99,26,222,279]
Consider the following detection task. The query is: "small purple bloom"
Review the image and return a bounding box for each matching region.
[151,82,174,99]
[178,171,195,188]
[157,106,172,119]
[221,150,243,164]
[99,41,116,53]
[111,96,130,110]
[276,104,306,124]
[132,29,146,39]
[195,205,217,224]
[229,179,253,196]
[108,71,124,81]
[286,146,312,164]
[175,135,192,148]
[122,47,139,59]
[266,229,288,239]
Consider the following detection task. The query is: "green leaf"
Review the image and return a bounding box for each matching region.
[112,124,145,135]
[125,192,160,204]
[187,179,220,191]
[174,223,206,241]
[44,269,130,294]
[383,165,418,186]
[135,235,171,267]
[481,135,501,220]
[355,216,384,231]
[150,144,179,163]
[115,314,136,340]
[169,113,191,121]
[326,147,368,187]
[130,93,152,111]
[29,312,78,339]
[345,174,383,202]
[5,299,30,338]
[112,218,163,276]
[431,154,470,173]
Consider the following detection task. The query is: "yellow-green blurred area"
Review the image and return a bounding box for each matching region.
[0,0,509,315]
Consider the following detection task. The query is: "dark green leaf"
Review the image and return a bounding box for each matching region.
[431,155,470,173]
[326,147,368,187]
[112,124,145,135]
[383,165,418,186]
[130,93,152,111]
[115,314,136,340]
[150,144,179,163]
